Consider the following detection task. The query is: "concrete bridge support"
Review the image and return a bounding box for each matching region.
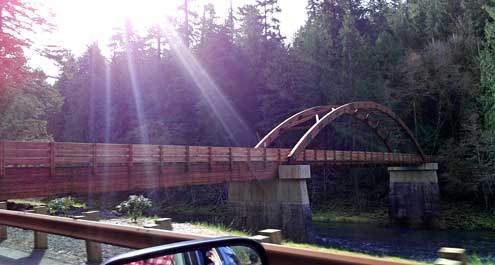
[228,165,313,242]
[388,163,440,227]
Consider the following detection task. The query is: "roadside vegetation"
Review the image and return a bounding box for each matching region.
[47,196,86,215]
[116,195,153,223]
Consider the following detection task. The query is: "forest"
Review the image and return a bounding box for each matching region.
[1,0,495,213]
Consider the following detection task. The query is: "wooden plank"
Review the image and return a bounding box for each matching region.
[5,149,50,156]
[0,141,4,177]
[247,148,251,169]
[185,146,190,171]
[228,147,233,170]
[263,148,267,168]
[128,144,133,176]
[4,141,50,149]
[159,145,164,176]
[208,146,212,171]
[92,143,97,176]
[210,147,229,162]
[55,157,92,164]
[249,148,264,162]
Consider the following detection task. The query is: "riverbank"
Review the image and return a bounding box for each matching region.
[312,201,495,232]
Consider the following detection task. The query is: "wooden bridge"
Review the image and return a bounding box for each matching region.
[0,101,431,201]
[0,101,440,243]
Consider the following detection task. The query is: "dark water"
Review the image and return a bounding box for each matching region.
[313,222,495,262]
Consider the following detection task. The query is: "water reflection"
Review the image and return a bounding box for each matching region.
[313,222,495,262]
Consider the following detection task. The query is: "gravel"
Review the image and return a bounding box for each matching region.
[0,219,232,265]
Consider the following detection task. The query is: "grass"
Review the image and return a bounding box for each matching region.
[192,221,251,237]
[283,241,427,263]
[9,198,87,209]
[441,203,495,231]
[312,209,388,224]
[313,201,495,232]
[8,198,46,206]
[168,205,220,215]
[469,254,493,265]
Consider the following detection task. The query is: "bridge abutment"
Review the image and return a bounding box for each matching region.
[388,163,441,227]
[228,165,313,242]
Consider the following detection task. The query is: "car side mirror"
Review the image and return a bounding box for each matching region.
[103,236,270,265]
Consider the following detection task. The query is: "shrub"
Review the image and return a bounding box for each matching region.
[116,195,152,222]
[47,196,81,215]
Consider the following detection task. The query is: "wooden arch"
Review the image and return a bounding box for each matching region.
[255,101,426,163]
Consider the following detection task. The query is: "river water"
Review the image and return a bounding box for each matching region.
[313,222,495,263]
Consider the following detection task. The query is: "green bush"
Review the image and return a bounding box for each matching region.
[116,195,152,222]
[47,196,83,215]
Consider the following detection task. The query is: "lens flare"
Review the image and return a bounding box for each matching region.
[162,26,256,146]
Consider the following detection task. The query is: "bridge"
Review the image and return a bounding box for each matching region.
[0,102,439,240]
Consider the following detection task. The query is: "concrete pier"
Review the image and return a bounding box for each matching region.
[228,165,314,242]
[388,163,440,227]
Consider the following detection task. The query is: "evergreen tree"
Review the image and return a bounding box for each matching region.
[0,0,61,140]
[481,0,495,128]
[56,44,108,142]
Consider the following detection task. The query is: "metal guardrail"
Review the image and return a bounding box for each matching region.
[0,209,425,265]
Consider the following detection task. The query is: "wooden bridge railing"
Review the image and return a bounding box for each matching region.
[0,140,427,200]
[0,140,426,170]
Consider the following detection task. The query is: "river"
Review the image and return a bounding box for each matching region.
[313,222,495,263]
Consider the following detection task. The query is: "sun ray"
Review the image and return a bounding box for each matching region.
[162,25,256,146]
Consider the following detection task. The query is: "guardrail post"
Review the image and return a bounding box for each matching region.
[143,223,159,229]
[250,235,270,243]
[0,202,6,240]
[155,218,173,230]
[83,211,102,262]
[75,211,102,262]
[258,229,282,244]
[435,248,466,265]
[33,206,48,249]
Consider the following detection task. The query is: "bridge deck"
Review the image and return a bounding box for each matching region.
[0,141,427,200]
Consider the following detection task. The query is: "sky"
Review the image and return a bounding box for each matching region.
[30,0,308,78]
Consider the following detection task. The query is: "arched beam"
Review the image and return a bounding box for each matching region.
[287,102,426,163]
[256,105,394,153]
[350,111,393,153]
[255,106,335,148]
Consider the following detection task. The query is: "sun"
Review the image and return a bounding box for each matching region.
[46,0,181,53]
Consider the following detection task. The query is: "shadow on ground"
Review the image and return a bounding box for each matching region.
[0,248,63,265]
